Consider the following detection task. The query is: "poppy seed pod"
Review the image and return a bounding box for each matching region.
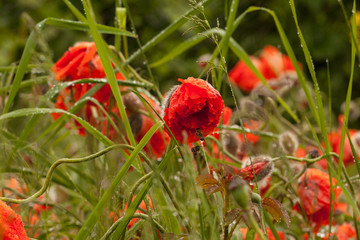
[279,131,298,155]
[162,77,224,144]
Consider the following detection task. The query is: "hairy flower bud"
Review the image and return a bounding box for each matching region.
[222,130,241,156]
[279,131,298,155]
[240,155,273,182]
[239,97,267,121]
[341,101,360,121]
[228,176,250,209]
[250,192,262,204]
[129,113,143,136]
[123,92,143,113]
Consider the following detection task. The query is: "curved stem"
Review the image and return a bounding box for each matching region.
[0,144,147,204]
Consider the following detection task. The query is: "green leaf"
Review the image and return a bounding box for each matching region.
[45,17,135,36]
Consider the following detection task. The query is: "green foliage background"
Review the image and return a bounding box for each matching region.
[1,0,358,111]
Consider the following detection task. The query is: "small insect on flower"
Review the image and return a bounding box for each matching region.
[0,199,29,240]
[162,77,224,144]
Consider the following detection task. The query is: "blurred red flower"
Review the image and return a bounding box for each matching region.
[0,199,29,240]
[238,119,260,144]
[322,223,356,240]
[163,77,224,144]
[51,42,125,137]
[240,228,285,240]
[229,45,298,93]
[110,196,153,229]
[297,168,342,232]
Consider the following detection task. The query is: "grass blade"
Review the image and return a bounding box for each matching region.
[75,121,162,239]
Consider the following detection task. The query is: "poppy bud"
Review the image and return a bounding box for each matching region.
[250,85,276,103]
[222,130,241,156]
[239,97,267,121]
[162,77,224,144]
[123,92,143,113]
[279,131,298,155]
[341,101,360,121]
[250,192,262,204]
[129,113,143,136]
[228,176,250,210]
[161,85,179,114]
[307,149,320,159]
[240,156,273,182]
[277,71,298,86]
[351,131,360,155]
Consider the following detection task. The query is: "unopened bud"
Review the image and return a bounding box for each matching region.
[239,97,267,121]
[279,131,298,155]
[250,192,262,204]
[341,101,360,121]
[307,149,320,159]
[351,131,360,155]
[123,92,143,113]
[161,85,179,117]
[277,71,298,87]
[222,130,241,156]
[240,156,273,182]
[129,113,143,136]
[228,176,250,209]
[251,85,276,103]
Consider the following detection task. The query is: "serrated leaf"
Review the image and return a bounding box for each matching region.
[196,174,219,188]
[224,208,242,225]
[262,197,291,227]
[195,174,223,195]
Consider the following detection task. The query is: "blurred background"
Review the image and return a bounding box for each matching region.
[0,0,358,118]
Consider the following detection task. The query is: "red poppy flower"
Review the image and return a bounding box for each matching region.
[260,45,295,76]
[163,77,224,144]
[229,45,298,93]
[0,199,29,240]
[229,57,264,92]
[51,42,125,137]
[297,168,342,232]
[332,223,356,240]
